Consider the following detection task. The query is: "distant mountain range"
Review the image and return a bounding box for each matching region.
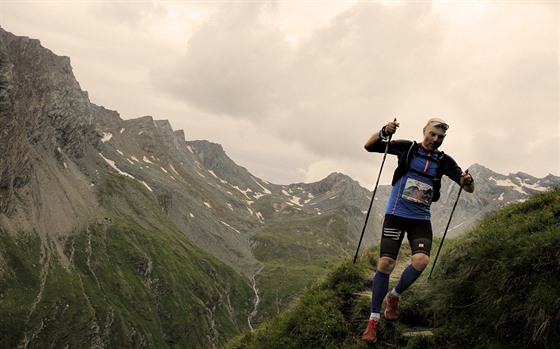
[1,28,558,347]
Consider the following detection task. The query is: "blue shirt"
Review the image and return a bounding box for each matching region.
[386,145,441,220]
[367,139,464,221]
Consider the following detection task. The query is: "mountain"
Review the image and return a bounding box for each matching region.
[1,28,558,347]
[430,162,559,238]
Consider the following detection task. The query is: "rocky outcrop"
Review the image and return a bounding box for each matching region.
[0,29,102,232]
[0,29,32,215]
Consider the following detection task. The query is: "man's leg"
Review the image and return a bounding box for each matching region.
[363,215,403,342]
[384,259,424,320]
[370,261,393,315]
[385,219,433,320]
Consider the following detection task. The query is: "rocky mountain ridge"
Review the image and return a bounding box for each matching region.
[1,28,559,347]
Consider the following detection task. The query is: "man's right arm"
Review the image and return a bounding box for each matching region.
[364,119,400,152]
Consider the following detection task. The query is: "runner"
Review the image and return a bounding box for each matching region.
[361,118,475,343]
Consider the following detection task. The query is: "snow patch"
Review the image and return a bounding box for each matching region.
[451,221,466,230]
[221,221,241,234]
[99,154,153,192]
[233,185,253,199]
[142,156,153,164]
[140,181,153,192]
[253,192,266,200]
[160,167,168,173]
[289,195,302,206]
[522,181,548,192]
[209,170,228,184]
[99,153,135,179]
[251,177,271,194]
[101,132,113,143]
[281,189,303,206]
[204,202,212,208]
[490,177,525,193]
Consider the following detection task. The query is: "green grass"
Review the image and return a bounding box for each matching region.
[0,174,254,348]
[227,188,560,349]
[412,187,560,348]
[226,254,376,349]
[250,212,352,321]
[0,232,43,346]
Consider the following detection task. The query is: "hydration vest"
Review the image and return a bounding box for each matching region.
[391,141,448,202]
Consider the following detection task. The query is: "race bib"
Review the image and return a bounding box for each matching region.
[402,178,433,205]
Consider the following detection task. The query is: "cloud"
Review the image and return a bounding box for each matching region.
[153,2,293,118]
[154,2,448,154]
[2,0,557,184]
[88,1,168,29]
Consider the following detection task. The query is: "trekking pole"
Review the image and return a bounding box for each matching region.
[352,119,395,264]
[427,173,467,279]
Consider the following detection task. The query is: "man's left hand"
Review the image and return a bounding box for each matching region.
[461,170,474,191]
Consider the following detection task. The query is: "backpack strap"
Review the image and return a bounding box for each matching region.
[431,151,446,202]
[391,141,417,186]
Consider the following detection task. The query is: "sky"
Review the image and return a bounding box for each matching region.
[1,0,558,188]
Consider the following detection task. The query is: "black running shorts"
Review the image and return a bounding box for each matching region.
[379,214,433,260]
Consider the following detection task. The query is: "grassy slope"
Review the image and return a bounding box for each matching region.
[251,210,352,322]
[227,188,560,349]
[0,174,254,348]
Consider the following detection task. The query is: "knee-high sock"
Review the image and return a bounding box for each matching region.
[371,270,390,313]
[394,264,423,295]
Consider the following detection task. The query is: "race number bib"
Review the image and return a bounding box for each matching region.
[402,178,433,206]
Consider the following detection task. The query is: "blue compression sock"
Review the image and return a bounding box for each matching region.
[371,270,390,313]
[394,264,423,294]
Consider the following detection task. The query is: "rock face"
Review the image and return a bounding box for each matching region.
[1,28,559,348]
[0,29,102,234]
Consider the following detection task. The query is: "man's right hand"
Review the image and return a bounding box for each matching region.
[383,119,399,136]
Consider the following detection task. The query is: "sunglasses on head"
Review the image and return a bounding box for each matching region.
[430,121,449,130]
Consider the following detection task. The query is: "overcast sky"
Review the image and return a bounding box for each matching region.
[2,0,558,187]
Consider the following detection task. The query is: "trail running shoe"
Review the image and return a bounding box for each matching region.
[361,319,379,343]
[384,293,400,320]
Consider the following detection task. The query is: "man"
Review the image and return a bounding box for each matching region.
[361,118,475,343]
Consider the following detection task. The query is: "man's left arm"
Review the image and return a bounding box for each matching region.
[445,155,475,193]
